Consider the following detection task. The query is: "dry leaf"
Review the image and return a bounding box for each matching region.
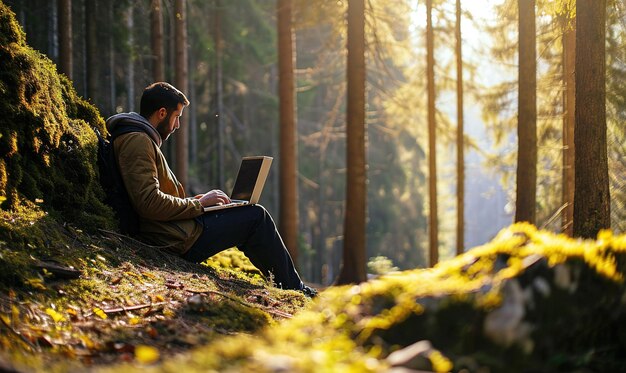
[135,345,160,364]
[93,307,108,320]
[45,308,66,323]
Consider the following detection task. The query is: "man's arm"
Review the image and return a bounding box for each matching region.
[115,133,203,221]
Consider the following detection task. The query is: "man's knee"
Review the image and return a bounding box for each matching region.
[250,204,269,219]
[249,204,279,227]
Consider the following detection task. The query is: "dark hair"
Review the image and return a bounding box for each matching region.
[139,82,189,118]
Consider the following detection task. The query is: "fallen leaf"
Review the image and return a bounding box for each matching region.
[12,304,19,323]
[25,278,46,290]
[135,345,160,364]
[93,307,108,320]
[0,313,10,327]
[146,326,158,338]
[80,335,95,349]
[45,308,66,323]
[162,308,175,318]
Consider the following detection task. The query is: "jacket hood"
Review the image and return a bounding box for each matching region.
[105,112,163,147]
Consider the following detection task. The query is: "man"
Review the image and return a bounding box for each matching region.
[106,82,315,297]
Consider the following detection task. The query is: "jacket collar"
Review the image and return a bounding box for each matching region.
[105,112,163,147]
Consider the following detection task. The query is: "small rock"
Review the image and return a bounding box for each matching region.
[386,340,433,371]
[483,279,532,349]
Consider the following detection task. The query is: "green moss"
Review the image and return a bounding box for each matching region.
[0,1,25,47]
[0,3,114,231]
[186,294,273,332]
[204,247,264,281]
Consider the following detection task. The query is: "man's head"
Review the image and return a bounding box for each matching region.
[140,82,190,141]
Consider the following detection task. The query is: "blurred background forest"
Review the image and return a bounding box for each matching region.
[3,0,625,285]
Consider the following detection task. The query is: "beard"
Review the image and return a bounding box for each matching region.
[155,111,175,141]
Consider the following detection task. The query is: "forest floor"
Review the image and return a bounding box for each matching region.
[2,201,626,372]
[0,201,311,372]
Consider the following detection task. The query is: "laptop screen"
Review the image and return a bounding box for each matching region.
[230,158,263,201]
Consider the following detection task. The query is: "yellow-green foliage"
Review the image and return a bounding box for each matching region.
[146,224,626,372]
[204,248,264,280]
[0,2,112,231]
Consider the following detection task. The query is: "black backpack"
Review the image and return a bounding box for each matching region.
[93,126,142,235]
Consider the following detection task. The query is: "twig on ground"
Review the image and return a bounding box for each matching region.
[84,301,171,317]
[186,288,293,319]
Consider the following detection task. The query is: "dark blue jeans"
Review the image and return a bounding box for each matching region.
[181,205,303,290]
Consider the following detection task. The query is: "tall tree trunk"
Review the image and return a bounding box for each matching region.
[562,16,575,236]
[49,0,58,63]
[126,6,135,112]
[215,0,225,188]
[189,49,197,167]
[57,0,72,79]
[573,0,610,238]
[108,1,116,116]
[150,0,165,82]
[426,0,438,266]
[85,0,98,101]
[455,0,464,256]
[78,0,86,98]
[515,0,537,224]
[174,0,189,188]
[337,0,366,285]
[277,0,299,265]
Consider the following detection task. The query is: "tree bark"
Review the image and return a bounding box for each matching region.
[150,0,165,82]
[426,0,438,266]
[573,0,610,238]
[455,0,464,256]
[108,1,116,116]
[57,0,72,79]
[337,0,366,285]
[215,0,225,189]
[174,0,189,187]
[126,6,135,112]
[85,0,98,101]
[562,16,575,236]
[277,0,299,265]
[515,0,537,224]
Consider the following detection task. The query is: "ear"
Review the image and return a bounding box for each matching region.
[157,107,168,119]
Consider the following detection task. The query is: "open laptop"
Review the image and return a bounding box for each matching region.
[203,156,273,212]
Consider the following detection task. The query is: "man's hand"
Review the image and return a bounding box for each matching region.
[196,190,231,207]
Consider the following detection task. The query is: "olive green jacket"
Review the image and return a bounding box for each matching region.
[106,113,203,255]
